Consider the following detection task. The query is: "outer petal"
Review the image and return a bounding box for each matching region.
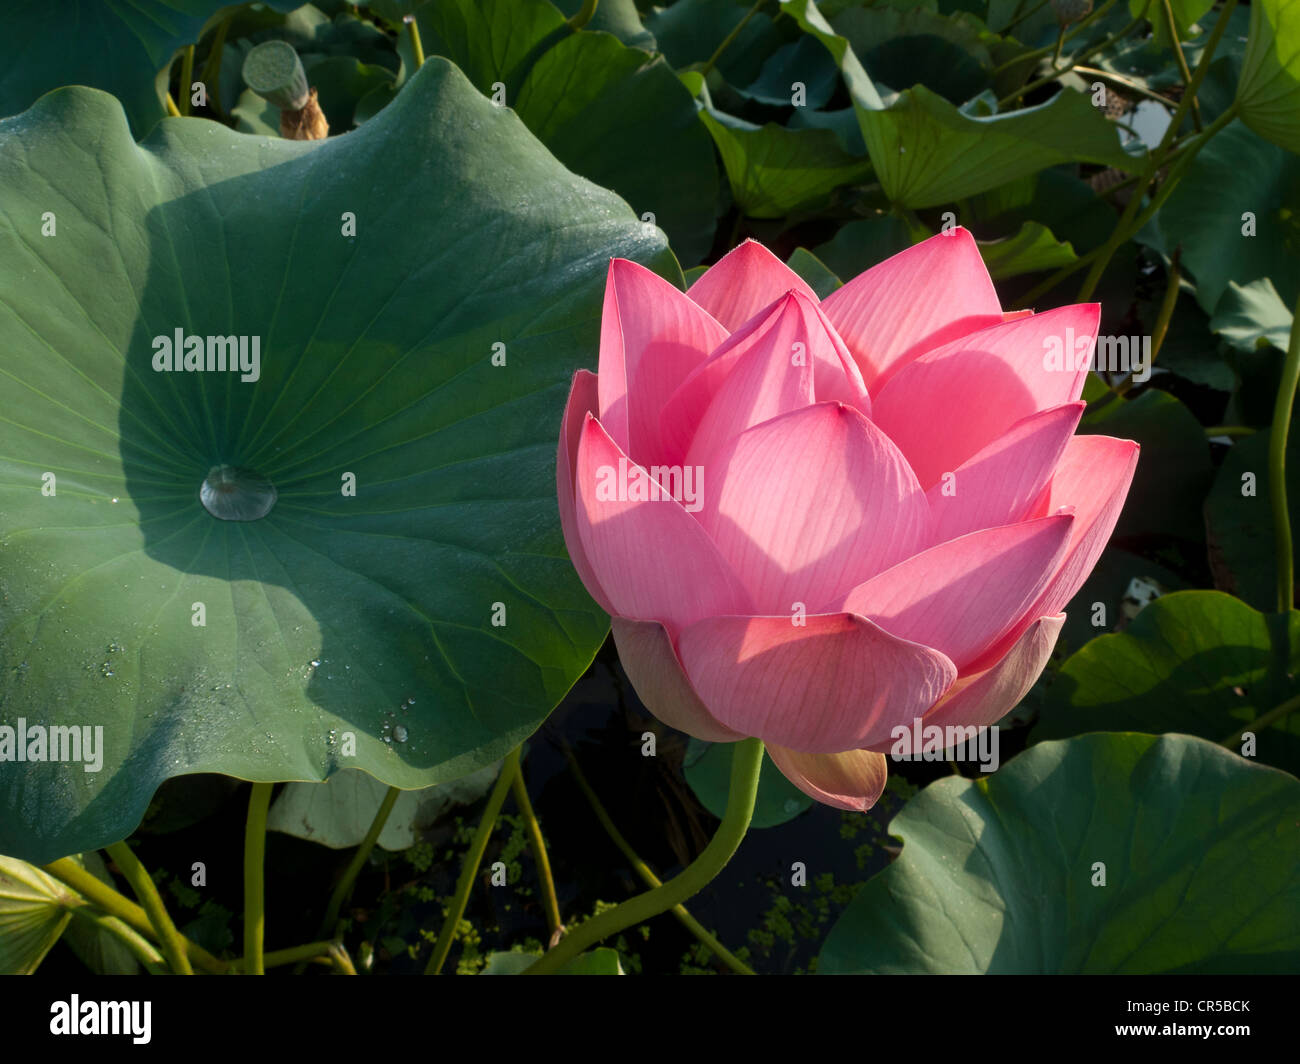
[696,402,929,614]
[686,239,820,330]
[841,514,1074,672]
[557,370,613,612]
[767,745,888,812]
[598,258,729,467]
[870,303,1100,488]
[1030,434,1140,617]
[575,415,751,632]
[820,228,1003,390]
[677,613,956,753]
[610,617,744,742]
[681,290,871,471]
[925,402,1084,545]
[863,614,1066,752]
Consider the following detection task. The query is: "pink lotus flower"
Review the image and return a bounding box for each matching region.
[557,230,1138,811]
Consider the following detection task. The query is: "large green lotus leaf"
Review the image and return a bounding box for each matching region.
[406,0,717,266]
[698,111,873,219]
[859,84,1138,208]
[830,2,997,104]
[781,0,1137,208]
[0,62,671,864]
[0,856,77,973]
[1204,426,1300,612]
[0,0,302,135]
[513,31,719,265]
[819,733,1300,973]
[1147,120,1300,315]
[1237,0,1300,154]
[1031,592,1300,775]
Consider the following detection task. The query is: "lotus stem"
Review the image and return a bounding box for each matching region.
[1220,692,1300,746]
[1075,0,1238,300]
[198,17,232,119]
[104,841,193,975]
[523,737,764,975]
[424,748,521,974]
[1117,250,1179,396]
[319,785,401,937]
[403,15,426,70]
[179,45,195,116]
[42,858,227,972]
[569,0,600,31]
[1271,294,1300,613]
[243,782,274,975]
[563,745,755,974]
[509,760,563,939]
[701,0,763,79]
[1159,0,1201,130]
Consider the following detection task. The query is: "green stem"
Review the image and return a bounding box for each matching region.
[1075,0,1239,300]
[243,782,273,975]
[1015,112,1218,308]
[1073,64,1177,110]
[104,841,193,975]
[523,737,764,976]
[68,907,167,972]
[568,0,600,30]
[42,859,226,972]
[510,761,562,938]
[1160,0,1201,131]
[1002,0,1052,34]
[320,785,400,936]
[1220,692,1300,746]
[992,0,1120,74]
[329,941,358,975]
[700,0,763,79]
[1271,294,1300,612]
[179,44,194,116]
[1205,425,1257,438]
[1076,100,1237,301]
[564,746,754,975]
[1117,250,1180,396]
[165,94,182,118]
[424,748,521,974]
[404,15,425,70]
[997,7,1146,110]
[198,17,231,119]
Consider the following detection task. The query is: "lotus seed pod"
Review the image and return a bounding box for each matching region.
[1051,0,1094,25]
[241,40,310,111]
